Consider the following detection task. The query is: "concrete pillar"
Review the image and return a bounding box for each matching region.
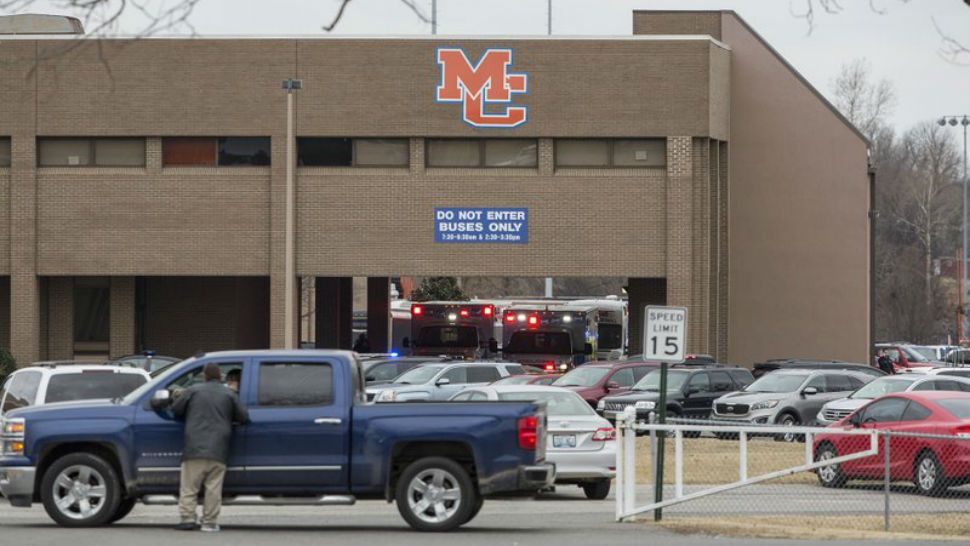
[10,134,40,366]
[109,277,136,359]
[47,277,74,360]
[315,277,353,350]
[367,277,391,353]
[627,278,667,356]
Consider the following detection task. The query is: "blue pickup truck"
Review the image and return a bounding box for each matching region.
[0,350,554,531]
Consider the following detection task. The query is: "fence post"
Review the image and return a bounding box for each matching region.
[623,406,636,520]
[739,431,747,481]
[674,429,683,498]
[883,431,891,532]
[615,408,625,522]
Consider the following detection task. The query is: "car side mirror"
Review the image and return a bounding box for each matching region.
[365,375,376,382]
[802,386,819,397]
[687,387,700,396]
[584,343,594,356]
[848,412,862,428]
[436,378,451,386]
[489,338,499,354]
[150,389,172,411]
[606,381,620,391]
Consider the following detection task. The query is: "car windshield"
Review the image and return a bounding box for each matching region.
[391,365,443,385]
[504,331,573,355]
[45,372,147,404]
[122,357,197,404]
[900,346,930,362]
[553,367,610,387]
[850,376,916,399]
[744,373,809,393]
[938,398,970,419]
[497,391,595,416]
[633,370,689,392]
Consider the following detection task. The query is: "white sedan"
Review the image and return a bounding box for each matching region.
[450,385,616,499]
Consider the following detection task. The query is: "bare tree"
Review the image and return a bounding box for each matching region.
[830,58,896,160]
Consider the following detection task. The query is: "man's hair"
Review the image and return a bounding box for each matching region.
[203,362,222,381]
[226,369,241,380]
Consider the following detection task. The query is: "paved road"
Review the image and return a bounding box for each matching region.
[0,488,953,546]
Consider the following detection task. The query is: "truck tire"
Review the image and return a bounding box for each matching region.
[108,497,137,524]
[40,452,122,527]
[582,479,611,500]
[395,456,477,532]
[463,494,484,524]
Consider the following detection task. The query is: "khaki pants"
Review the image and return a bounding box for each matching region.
[178,459,226,525]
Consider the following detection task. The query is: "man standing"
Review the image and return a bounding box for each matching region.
[171,363,248,532]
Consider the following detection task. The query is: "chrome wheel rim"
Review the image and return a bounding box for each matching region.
[52,465,107,520]
[407,468,462,524]
[918,457,937,491]
[817,450,838,483]
[782,416,797,442]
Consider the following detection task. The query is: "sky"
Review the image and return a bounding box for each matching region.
[16,0,970,133]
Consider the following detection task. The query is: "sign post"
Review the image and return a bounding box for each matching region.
[642,306,687,522]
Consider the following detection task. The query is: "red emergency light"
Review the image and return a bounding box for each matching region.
[460,309,470,318]
[483,305,494,317]
[505,312,517,324]
[411,305,423,316]
[527,315,540,329]
[543,361,556,372]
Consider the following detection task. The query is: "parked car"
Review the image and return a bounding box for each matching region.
[552,361,656,408]
[108,351,180,373]
[450,385,615,499]
[491,374,563,386]
[902,367,970,380]
[0,350,555,531]
[942,348,970,366]
[622,353,716,366]
[362,356,452,385]
[814,391,970,496]
[874,343,942,372]
[598,367,755,434]
[1,364,150,416]
[816,374,970,426]
[366,361,525,402]
[910,345,957,362]
[752,359,885,379]
[711,370,873,441]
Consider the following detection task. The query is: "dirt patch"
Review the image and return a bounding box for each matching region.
[653,514,969,541]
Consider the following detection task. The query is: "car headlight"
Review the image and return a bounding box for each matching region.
[750,400,780,411]
[375,390,397,402]
[1,417,26,456]
[635,401,656,410]
[597,399,606,410]
[2,419,25,435]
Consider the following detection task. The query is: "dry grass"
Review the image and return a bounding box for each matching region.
[654,514,970,541]
[633,436,818,485]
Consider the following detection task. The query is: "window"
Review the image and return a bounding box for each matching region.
[38,138,146,167]
[504,365,526,375]
[451,391,475,401]
[901,401,932,421]
[168,362,243,390]
[861,397,908,423]
[728,369,754,388]
[555,138,666,168]
[498,391,594,416]
[825,374,854,393]
[426,139,537,168]
[258,362,333,406]
[940,370,970,378]
[599,324,623,350]
[467,366,501,383]
[505,332,572,355]
[297,138,408,167]
[710,371,734,392]
[44,372,147,404]
[632,366,652,381]
[687,373,711,393]
[364,362,401,382]
[1,371,41,413]
[915,379,967,392]
[440,366,468,384]
[938,399,970,418]
[0,138,10,167]
[610,368,635,387]
[805,375,826,392]
[162,137,270,166]
[74,278,109,344]
[416,326,479,348]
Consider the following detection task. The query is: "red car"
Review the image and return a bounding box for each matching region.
[551,361,656,407]
[814,391,970,496]
[491,374,562,386]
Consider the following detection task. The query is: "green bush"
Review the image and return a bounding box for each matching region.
[0,347,16,384]
[409,277,468,302]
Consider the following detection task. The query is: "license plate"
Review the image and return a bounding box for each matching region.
[553,434,576,448]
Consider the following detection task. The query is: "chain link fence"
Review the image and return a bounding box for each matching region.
[615,415,970,539]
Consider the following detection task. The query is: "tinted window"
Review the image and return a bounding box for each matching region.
[44,372,146,403]
[901,401,932,421]
[365,362,401,382]
[38,138,91,166]
[219,137,270,166]
[612,139,666,167]
[806,375,826,392]
[483,139,537,167]
[74,279,109,343]
[745,373,810,393]
[169,363,243,390]
[417,326,478,348]
[440,366,468,384]
[861,397,908,423]
[938,399,970,418]
[599,324,623,350]
[688,373,711,392]
[298,137,352,166]
[1,371,41,413]
[505,332,572,355]
[919,380,967,392]
[467,366,501,383]
[728,369,755,387]
[847,375,867,389]
[610,368,635,387]
[427,139,480,167]
[710,371,733,392]
[163,137,216,166]
[355,139,409,166]
[258,362,332,406]
[93,138,145,166]
[556,139,609,167]
[825,374,854,393]
[939,370,970,378]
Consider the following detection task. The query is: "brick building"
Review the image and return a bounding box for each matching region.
[0,10,870,367]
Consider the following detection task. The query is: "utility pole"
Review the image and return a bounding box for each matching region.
[282,78,303,349]
[432,0,437,35]
[940,115,970,343]
[547,0,552,35]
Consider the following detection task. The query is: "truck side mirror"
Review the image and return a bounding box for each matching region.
[488,338,499,354]
[584,343,594,356]
[150,389,172,411]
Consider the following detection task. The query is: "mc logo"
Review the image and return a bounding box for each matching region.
[435,47,528,128]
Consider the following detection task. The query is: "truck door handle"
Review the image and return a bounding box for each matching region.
[313,417,342,425]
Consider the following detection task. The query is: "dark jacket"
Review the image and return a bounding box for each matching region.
[171,380,249,463]
[877,356,895,375]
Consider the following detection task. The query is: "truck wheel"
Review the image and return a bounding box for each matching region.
[40,453,122,527]
[581,479,611,500]
[108,497,137,524]
[463,494,484,524]
[396,457,476,532]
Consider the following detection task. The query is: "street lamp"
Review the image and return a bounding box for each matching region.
[939,114,970,343]
[282,78,303,349]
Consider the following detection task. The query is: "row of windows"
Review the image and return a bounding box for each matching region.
[0,137,668,169]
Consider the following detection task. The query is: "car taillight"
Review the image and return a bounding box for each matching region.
[505,313,517,323]
[592,427,616,442]
[483,306,494,317]
[544,361,556,372]
[518,416,538,450]
[528,315,539,329]
[411,305,423,316]
[954,424,970,438]
[460,309,470,318]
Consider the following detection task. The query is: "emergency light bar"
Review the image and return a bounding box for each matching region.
[412,303,496,320]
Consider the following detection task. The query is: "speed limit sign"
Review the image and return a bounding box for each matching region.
[643,306,687,363]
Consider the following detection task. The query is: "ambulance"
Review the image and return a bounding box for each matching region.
[404,302,499,359]
[501,304,598,372]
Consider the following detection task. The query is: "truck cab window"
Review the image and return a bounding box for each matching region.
[258,362,333,407]
[440,366,468,384]
[168,362,243,391]
[1,371,41,413]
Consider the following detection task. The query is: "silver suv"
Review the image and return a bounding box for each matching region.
[0,363,150,416]
[711,370,872,435]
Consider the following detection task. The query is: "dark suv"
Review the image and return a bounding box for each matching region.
[752,359,885,379]
[597,366,754,429]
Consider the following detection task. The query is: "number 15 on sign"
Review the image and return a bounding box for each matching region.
[643,306,687,363]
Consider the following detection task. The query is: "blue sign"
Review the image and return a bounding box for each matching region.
[434,207,528,244]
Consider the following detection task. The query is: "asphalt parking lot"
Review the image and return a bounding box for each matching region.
[0,488,946,546]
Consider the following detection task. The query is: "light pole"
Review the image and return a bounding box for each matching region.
[282,78,303,349]
[939,114,970,343]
